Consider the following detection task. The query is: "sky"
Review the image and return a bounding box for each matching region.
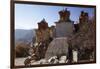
[15,4,95,30]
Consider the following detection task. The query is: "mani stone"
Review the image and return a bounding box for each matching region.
[55,21,73,37]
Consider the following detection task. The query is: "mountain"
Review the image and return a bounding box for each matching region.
[15,29,36,44]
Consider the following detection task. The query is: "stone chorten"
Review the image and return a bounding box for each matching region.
[55,8,73,37]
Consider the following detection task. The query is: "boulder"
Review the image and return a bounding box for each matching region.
[59,56,67,63]
[48,56,59,64]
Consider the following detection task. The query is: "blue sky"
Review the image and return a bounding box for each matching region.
[15,4,95,29]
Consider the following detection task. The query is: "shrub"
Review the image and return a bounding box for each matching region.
[15,42,30,57]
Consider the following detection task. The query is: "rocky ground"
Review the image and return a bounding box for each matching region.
[15,57,26,66]
[15,55,68,66]
[15,56,94,66]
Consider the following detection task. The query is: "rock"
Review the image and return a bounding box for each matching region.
[24,53,39,66]
[31,59,48,65]
[59,56,67,63]
[48,56,59,64]
[39,59,48,64]
[60,56,67,60]
[31,61,41,65]
[48,56,57,62]
[24,56,32,66]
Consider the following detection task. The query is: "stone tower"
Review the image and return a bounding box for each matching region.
[35,19,50,43]
[55,8,74,37]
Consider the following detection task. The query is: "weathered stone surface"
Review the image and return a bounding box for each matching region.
[59,56,67,63]
[48,56,59,64]
[55,22,73,37]
[45,37,69,60]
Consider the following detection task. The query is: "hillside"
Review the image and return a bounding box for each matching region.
[15,29,36,43]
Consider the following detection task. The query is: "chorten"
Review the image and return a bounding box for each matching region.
[55,8,73,37]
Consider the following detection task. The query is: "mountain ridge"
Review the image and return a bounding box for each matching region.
[15,29,36,44]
